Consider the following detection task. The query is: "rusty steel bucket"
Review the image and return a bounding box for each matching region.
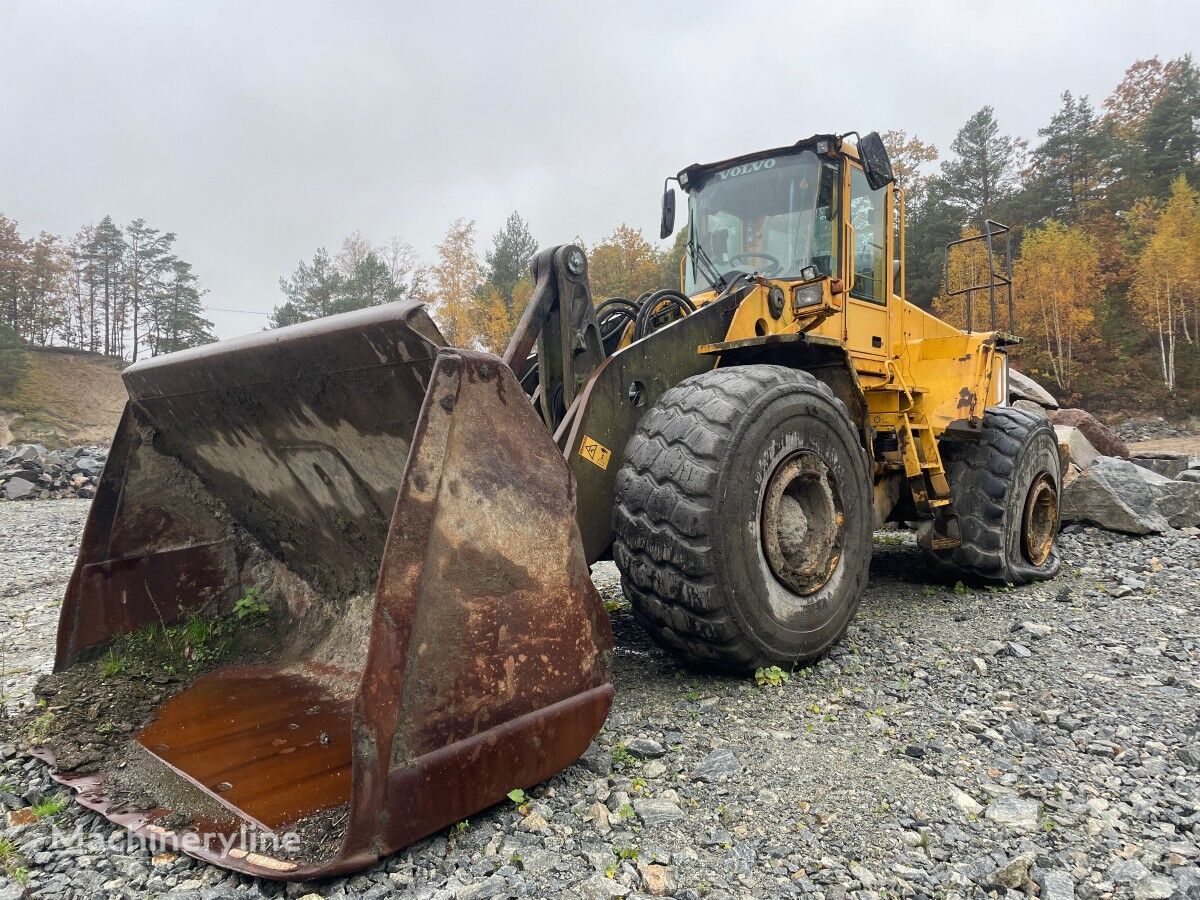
[36,302,613,879]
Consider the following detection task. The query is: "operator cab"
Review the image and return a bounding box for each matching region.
[663,133,896,305]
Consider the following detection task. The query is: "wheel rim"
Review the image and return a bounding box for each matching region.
[1021,473,1058,566]
[760,451,844,595]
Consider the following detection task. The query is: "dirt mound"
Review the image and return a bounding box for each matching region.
[0,348,125,448]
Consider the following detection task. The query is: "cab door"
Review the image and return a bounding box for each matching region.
[841,161,891,366]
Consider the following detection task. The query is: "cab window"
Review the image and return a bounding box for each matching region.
[849,166,888,304]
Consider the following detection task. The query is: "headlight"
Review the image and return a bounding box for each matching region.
[792,282,823,311]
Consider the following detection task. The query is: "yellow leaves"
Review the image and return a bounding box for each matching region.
[584,224,670,302]
[1128,176,1200,391]
[1012,220,1101,392]
[932,227,986,331]
[1131,177,1200,324]
[431,218,484,348]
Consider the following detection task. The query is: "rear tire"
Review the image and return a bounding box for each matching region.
[924,406,1062,585]
[611,365,873,671]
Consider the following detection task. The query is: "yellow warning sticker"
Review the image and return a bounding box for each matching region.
[579,435,612,470]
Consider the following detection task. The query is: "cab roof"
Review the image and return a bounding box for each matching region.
[677,133,859,192]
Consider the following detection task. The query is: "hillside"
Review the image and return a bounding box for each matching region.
[0,347,126,447]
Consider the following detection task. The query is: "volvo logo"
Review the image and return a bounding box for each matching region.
[717,158,776,180]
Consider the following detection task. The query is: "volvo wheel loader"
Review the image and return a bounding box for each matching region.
[32,131,1061,879]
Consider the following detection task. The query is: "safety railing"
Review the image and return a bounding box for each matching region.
[942,219,1015,334]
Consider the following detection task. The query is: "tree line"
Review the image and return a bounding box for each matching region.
[273,214,688,354]
[896,53,1199,405]
[5,52,1195,412]
[280,54,1198,409]
[0,214,214,363]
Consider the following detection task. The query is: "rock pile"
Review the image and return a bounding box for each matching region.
[1009,370,1200,535]
[0,444,107,501]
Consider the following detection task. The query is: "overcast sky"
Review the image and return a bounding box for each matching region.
[2,1,1198,339]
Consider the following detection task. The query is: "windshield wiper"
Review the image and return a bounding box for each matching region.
[688,238,727,292]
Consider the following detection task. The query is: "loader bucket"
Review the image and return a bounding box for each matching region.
[34,302,613,879]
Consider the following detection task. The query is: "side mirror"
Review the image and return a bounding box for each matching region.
[660,188,676,240]
[858,131,894,191]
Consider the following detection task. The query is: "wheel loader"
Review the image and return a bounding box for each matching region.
[32,131,1062,878]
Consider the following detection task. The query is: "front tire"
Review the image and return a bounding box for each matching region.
[611,365,873,670]
[924,406,1062,585]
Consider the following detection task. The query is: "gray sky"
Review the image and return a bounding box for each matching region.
[2,1,1198,339]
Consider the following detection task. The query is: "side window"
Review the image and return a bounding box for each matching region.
[849,166,888,304]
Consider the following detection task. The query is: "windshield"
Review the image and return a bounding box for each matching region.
[685,149,840,294]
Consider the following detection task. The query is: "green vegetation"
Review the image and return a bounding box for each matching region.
[31,794,69,819]
[606,845,639,878]
[26,710,56,743]
[610,743,637,769]
[104,597,275,678]
[0,836,30,887]
[234,587,270,620]
[755,665,790,687]
[100,648,127,677]
[506,788,527,805]
[0,323,28,397]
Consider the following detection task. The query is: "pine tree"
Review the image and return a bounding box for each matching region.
[125,219,176,361]
[68,226,100,352]
[940,107,1023,225]
[902,181,962,308]
[0,215,27,335]
[89,216,126,357]
[20,232,70,346]
[271,248,344,327]
[1141,54,1200,195]
[340,251,405,310]
[1024,92,1108,224]
[154,259,215,354]
[484,212,539,322]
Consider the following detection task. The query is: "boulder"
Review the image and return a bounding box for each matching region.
[1054,425,1100,470]
[1061,458,1167,534]
[73,455,105,477]
[1061,456,1200,533]
[1050,408,1129,459]
[1012,399,1049,419]
[13,443,44,462]
[3,476,37,500]
[1008,369,1059,409]
[1155,477,1200,528]
[1130,452,1191,479]
[1179,469,1200,484]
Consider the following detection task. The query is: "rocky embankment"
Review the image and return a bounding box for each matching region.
[0,444,107,502]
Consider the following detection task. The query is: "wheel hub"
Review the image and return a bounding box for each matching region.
[1021,472,1058,566]
[760,451,844,595]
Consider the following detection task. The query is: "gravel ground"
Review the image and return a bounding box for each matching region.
[0,500,88,714]
[2,501,1200,900]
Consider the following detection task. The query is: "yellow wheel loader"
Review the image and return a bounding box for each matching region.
[33,132,1061,878]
